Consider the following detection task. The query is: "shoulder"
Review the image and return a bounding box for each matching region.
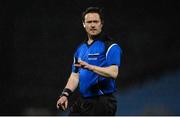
[106,43,121,55]
[74,42,86,53]
[102,38,122,57]
[103,38,121,52]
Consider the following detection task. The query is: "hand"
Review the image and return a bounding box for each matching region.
[75,60,95,71]
[56,96,68,111]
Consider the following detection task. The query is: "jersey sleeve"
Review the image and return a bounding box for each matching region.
[106,44,122,67]
[71,48,79,73]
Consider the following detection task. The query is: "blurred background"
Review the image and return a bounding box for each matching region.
[0,0,180,115]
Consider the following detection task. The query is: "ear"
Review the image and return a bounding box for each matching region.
[83,23,85,28]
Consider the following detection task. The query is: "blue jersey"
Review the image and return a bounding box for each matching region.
[72,39,122,97]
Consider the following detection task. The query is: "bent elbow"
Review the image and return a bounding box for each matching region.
[109,65,119,79]
[111,72,118,79]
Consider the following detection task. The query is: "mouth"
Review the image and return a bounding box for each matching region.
[90,29,97,32]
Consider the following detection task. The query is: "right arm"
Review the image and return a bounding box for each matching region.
[56,72,79,110]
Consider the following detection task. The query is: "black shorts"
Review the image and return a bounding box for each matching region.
[69,93,117,116]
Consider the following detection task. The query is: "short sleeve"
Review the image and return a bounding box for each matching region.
[106,44,122,66]
[71,50,79,73]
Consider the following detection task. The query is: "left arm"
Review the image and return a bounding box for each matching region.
[75,61,119,79]
[75,43,121,79]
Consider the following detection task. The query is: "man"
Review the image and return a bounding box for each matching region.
[56,7,122,115]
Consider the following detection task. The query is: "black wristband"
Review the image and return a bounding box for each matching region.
[62,88,72,96]
[60,93,68,98]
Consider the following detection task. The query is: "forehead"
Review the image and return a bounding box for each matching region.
[84,13,101,21]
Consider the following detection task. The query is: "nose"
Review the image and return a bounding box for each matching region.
[91,23,95,28]
[91,26,95,29]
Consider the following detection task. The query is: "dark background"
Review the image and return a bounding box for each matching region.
[0,0,180,115]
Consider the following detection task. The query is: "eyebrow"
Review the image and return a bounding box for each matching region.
[86,20,99,23]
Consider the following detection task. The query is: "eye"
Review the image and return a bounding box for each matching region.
[93,21,98,23]
[86,21,92,23]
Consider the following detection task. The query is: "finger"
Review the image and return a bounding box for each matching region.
[61,105,65,111]
[57,100,61,109]
[74,64,81,67]
[79,61,86,66]
[57,103,60,109]
[60,101,66,110]
[78,60,84,64]
[65,100,68,109]
[84,65,88,68]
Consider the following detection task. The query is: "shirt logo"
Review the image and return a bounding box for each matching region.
[88,53,99,60]
[88,53,100,56]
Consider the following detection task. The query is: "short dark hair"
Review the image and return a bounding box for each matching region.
[82,7,104,24]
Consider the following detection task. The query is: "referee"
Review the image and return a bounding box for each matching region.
[56,7,122,115]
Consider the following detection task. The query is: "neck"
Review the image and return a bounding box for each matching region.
[87,35,94,45]
[86,32,103,45]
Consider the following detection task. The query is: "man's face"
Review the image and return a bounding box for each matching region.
[83,13,103,36]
